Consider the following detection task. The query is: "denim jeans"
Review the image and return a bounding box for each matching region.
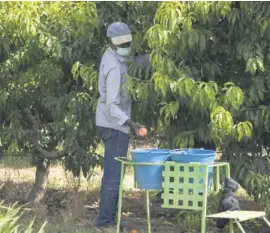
[96,126,130,227]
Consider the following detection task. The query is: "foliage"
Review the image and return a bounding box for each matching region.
[127,1,270,204]
[128,1,255,148]
[0,2,101,178]
[0,2,157,179]
[244,171,270,207]
[0,201,46,233]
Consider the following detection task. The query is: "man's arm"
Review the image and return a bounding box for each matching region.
[105,67,145,135]
[105,67,130,126]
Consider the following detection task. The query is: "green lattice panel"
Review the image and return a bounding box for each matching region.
[161,162,208,210]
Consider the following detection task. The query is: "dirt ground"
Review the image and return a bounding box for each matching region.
[0,156,270,233]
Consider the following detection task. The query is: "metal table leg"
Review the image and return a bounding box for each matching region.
[116,163,125,233]
[235,220,246,233]
[146,190,152,233]
[229,219,234,233]
[263,217,270,228]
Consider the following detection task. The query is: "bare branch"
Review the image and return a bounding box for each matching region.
[21,107,66,160]
[32,141,66,159]
[22,107,39,130]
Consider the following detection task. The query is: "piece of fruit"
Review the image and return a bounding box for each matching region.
[130,230,138,233]
[138,127,147,136]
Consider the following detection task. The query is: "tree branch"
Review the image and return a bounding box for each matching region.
[21,107,66,160]
[32,141,66,159]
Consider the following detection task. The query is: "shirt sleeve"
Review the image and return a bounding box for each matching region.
[135,54,151,67]
[105,67,130,125]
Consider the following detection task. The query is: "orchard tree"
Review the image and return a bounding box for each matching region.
[0,2,157,203]
[128,1,270,206]
[0,2,101,203]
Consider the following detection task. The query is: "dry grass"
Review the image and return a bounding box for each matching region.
[0,153,156,233]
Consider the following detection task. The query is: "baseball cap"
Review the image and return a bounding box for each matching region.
[106,22,132,46]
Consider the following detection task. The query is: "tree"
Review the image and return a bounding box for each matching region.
[0,1,101,202]
[0,2,157,203]
[127,1,270,206]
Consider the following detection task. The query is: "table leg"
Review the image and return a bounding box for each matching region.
[215,166,220,193]
[263,217,270,228]
[225,164,231,178]
[235,220,246,233]
[201,213,206,233]
[146,190,152,233]
[116,163,125,233]
[229,219,234,233]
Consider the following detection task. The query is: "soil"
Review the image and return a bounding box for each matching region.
[0,181,270,233]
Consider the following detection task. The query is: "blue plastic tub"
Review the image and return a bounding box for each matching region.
[170,149,216,190]
[131,148,170,190]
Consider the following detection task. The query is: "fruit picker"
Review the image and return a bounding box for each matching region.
[95,22,147,229]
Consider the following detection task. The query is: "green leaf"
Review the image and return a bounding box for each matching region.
[2,38,9,53]
[256,56,265,72]
[261,19,268,35]
[199,33,206,52]
[189,134,194,148]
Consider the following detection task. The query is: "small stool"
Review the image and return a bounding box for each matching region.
[207,210,270,233]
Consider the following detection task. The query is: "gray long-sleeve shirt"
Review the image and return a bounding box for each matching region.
[95,47,131,134]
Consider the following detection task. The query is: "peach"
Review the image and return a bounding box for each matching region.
[138,127,147,137]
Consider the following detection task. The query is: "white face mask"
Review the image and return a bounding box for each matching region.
[116,47,131,56]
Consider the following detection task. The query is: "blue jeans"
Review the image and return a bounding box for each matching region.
[96,126,130,227]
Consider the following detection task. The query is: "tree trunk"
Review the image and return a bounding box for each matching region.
[28,159,50,203]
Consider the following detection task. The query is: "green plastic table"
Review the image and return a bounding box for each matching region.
[115,157,230,233]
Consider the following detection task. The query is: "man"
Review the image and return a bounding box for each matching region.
[95,22,146,228]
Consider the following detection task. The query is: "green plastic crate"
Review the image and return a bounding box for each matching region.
[161,162,208,210]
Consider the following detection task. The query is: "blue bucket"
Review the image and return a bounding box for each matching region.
[170,149,216,190]
[131,148,170,190]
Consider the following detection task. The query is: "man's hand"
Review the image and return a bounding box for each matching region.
[125,119,146,136]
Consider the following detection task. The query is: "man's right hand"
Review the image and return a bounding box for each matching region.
[125,119,146,136]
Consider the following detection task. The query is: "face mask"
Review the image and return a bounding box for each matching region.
[115,47,131,56]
